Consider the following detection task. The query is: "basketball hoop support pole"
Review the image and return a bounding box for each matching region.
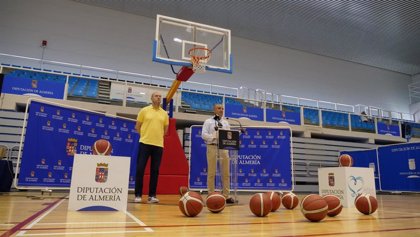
[165,66,195,104]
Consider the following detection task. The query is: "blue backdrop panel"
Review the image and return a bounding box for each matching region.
[189,126,293,191]
[2,76,65,99]
[266,108,301,125]
[378,143,420,192]
[18,101,139,188]
[377,120,401,136]
[340,149,380,190]
[224,104,264,121]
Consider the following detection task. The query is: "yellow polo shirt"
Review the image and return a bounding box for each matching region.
[137,105,169,147]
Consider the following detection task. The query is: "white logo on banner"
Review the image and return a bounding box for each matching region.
[347,176,364,197]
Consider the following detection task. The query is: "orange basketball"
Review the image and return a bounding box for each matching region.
[323,195,343,217]
[179,186,189,197]
[179,191,204,217]
[206,192,226,213]
[282,192,299,210]
[355,193,378,215]
[249,193,272,217]
[93,139,112,155]
[301,194,328,222]
[339,154,353,167]
[266,191,281,212]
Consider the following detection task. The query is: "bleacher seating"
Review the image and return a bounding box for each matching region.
[0,65,413,140]
[322,111,349,130]
[181,92,222,112]
[68,77,99,98]
[283,105,300,113]
[86,80,99,98]
[6,69,66,82]
[351,114,375,133]
[303,108,320,125]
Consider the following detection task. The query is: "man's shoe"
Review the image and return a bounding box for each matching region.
[134,197,142,203]
[147,196,159,204]
[226,197,235,204]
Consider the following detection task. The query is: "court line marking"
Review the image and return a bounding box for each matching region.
[16,198,66,236]
[275,227,420,237]
[16,230,150,236]
[15,214,420,232]
[34,221,137,225]
[0,197,66,237]
[125,210,154,232]
[13,200,152,236]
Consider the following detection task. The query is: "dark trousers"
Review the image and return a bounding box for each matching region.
[134,142,163,197]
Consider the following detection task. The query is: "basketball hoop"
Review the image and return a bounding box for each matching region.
[189,47,211,73]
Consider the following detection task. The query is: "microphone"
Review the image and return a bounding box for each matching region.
[214,115,222,131]
[226,117,246,133]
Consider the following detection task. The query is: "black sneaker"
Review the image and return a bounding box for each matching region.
[226,197,235,204]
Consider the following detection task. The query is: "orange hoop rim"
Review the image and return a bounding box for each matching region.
[188,47,212,62]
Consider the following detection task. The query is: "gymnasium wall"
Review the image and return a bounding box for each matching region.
[0,0,411,113]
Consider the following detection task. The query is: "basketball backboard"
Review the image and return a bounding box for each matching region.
[153,15,232,74]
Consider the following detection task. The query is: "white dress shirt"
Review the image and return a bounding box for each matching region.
[201,116,230,144]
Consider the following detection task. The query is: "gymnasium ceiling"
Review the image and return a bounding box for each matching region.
[73,1,420,76]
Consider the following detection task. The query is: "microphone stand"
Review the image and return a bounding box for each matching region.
[226,117,246,134]
[225,117,244,204]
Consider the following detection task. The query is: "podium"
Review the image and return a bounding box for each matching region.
[318,167,376,207]
[216,129,240,203]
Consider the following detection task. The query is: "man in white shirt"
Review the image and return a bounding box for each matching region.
[201,104,234,203]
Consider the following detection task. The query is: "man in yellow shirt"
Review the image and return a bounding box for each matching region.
[134,92,169,203]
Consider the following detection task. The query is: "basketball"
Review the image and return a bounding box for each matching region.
[323,195,343,217]
[355,193,378,215]
[301,194,328,222]
[93,139,112,155]
[266,191,281,212]
[206,192,226,213]
[338,154,353,167]
[249,193,272,217]
[282,192,299,210]
[179,191,204,217]
[179,186,189,197]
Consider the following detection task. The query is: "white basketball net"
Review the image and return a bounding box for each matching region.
[191,57,207,73]
[189,48,211,73]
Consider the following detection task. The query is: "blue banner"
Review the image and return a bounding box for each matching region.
[340,149,380,190]
[377,120,401,136]
[189,126,293,191]
[18,101,139,188]
[224,104,264,121]
[377,143,420,192]
[266,108,301,125]
[2,76,65,99]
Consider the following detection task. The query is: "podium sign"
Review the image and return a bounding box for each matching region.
[318,167,376,207]
[218,129,240,150]
[69,154,130,211]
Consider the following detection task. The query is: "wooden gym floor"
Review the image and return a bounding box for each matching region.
[0,191,419,237]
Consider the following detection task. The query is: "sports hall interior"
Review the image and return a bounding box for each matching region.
[0,1,419,237]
